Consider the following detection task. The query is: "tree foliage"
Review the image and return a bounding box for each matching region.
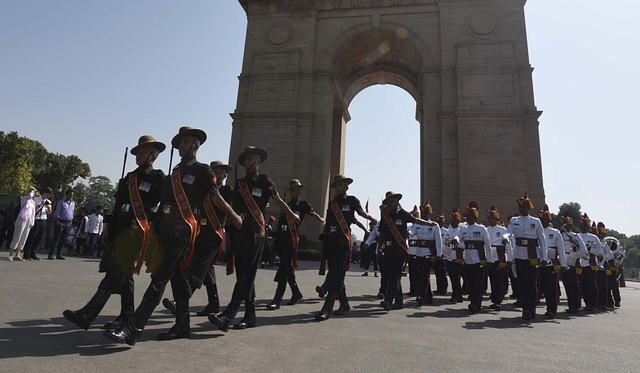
[32,152,91,201]
[0,131,48,194]
[83,176,117,212]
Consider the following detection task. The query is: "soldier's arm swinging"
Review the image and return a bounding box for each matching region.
[308,210,325,225]
[211,193,242,229]
[272,192,300,224]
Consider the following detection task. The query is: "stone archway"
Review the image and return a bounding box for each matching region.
[230,0,545,240]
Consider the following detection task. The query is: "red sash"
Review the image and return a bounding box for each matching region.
[382,213,409,254]
[287,211,300,268]
[203,195,225,266]
[129,172,151,275]
[331,200,352,271]
[239,179,265,237]
[172,169,200,270]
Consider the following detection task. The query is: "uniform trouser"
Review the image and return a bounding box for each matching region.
[170,233,221,303]
[514,259,539,315]
[274,238,296,287]
[580,267,598,308]
[415,256,434,301]
[98,228,144,294]
[408,255,417,294]
[508,266,521,300]
[383,248,406,304]
[561,268,581,310]
[608,271,620,304]
[488,262,507,305]
[142,231,191,304]
[434,259,448,293]
[597,270,609,307]
[446,261,463,300]
[49,221,71,257]
[461,264,470,294]
[361,246,378,272]
[465,263,486,308]
[378,251,388,295]
[539,266,559,315]
[324,232,350,294]
[203,266,218,298]
[23,219,46,258]
[229,224,264,302]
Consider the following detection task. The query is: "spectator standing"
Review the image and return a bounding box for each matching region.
[85,206,104,257]
[0,202,16,250]
[23,187,53,260]
[8,187,37,261]
[48,190,76,260]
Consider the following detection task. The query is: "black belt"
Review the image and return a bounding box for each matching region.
[59,219,71,223]
[515,237,538,247]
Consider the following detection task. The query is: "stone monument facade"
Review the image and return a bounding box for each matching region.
[230,0,545,240]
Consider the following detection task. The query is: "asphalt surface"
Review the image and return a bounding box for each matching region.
[0,251,637,373]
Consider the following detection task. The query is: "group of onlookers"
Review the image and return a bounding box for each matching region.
[0,187,106,261]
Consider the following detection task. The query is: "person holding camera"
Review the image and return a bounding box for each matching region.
[22,187,53,260]
[8,187,38,261]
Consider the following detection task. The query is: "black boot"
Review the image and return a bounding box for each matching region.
[158,299,191,340]
[105,288,135,329]
[103,297,157,346]
[267,282,286,310]
[287,278,303,305]
[315,291,336,321]
[196,283,220,316]
[63,288,112,330]
[208,299,241,333]
[334,289,350,316]
[162,298,177,316]
[234,301,256,329]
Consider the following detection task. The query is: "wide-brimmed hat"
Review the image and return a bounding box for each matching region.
[286,179,306,190]
[330,174,353,188]
[171,126,207,149]
[238,146,268,164]
[382,191,403,204]
[210,160,232,173]
[131,135,166,155]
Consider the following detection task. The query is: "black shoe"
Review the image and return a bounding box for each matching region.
[314,310,329,321]
[104,314,129,330]
[233,316,256,330]
[424,298,433,305]
[333,303,350,316]
[544,311,555,319]
[380,300,391,311]
[391,303,404,310]
[468,304,478,314]
[31,256,40,260]
[584,307,596,312]
[287,292,303,306]
[316,286,326,298]
[361,272,368,276]
[615,301,621,308]
[103,324,141,346]
[56,256,65,260]
[158,324,191,340]
[195,302,219,316]
[416,297,424,306]
[597,306,608,311]
[63,309,91,330]
[565,308,581,314]
[162,298,176,316]
[448,297,457,304]
[47,255,54,260]
[489,303,501,311]
[374,272,378,277]
[522,309,532,320]
[208,313,232,333]
[513,299,523,307]
[457,298,463,303]
[266,301,280,310]
[377,292,384,300]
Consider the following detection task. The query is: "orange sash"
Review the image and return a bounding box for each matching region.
[330,200,352,271]
[239,179,265,237]
[172,169,200,270]
[203,195,225,266]
[129,172,151,275]
[382,212,409,254]
[287,209,300,268]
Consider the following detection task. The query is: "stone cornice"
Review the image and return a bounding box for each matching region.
[240,0,439,14]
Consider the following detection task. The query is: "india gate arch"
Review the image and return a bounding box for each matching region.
[229,0,545,241]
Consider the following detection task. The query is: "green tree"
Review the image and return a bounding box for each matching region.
[624,247,640,269]
[0,131,47,194]
[552,202,582,231]
[83,176,116,211]
[32,152,91,202]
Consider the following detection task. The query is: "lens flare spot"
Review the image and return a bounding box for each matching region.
[362,57,372,68]
[396,28,408,39]
[377,42,390,55]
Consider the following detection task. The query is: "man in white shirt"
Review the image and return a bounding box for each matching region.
[578,213,603,312]
[558,211,587,314]
[85,205,104,257]
[444,207,464,303]
[434,211,448,295]
[537,204,567,318]
[23,187,53,260]
[485,205,512,311]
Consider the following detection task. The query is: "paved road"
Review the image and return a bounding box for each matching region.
[0,252,637,373]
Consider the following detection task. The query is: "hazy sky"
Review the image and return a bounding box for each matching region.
[1,1,638,235]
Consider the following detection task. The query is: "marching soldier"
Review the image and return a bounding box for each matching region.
[315,175,376,321]
[444,207,464,303]
[537,204,567,318]
[63,135,166,331]
[577,213,604,312]
[104,127,241,346]
[505,192,547,321]
[457,201,492,313]
[266,179,325,310]
[558,211,587,313]
[209,146,299,332]
[158,160,234,339]
[407,200,441,305]
[602,228,622,308]
[434,211,448,295]
[595,222,614,310]
[378,192,435,311]
[485,205,512,311]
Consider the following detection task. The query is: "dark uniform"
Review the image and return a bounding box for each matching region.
[268,199,313,308]
[378,208,415,310]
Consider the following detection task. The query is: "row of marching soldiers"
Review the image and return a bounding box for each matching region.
[353,191,624,321]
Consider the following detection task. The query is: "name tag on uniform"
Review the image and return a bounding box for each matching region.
[395,219,402,225]
[428,227,433,233]
[252,188,262,197]
[496,232,501,237]
[138,181,151,192]
[530,224,535,229]
[182,174,195,184]
[163,205,171,214]
[281,224,288,231]
[200,219,207,226]
[473,231,481,237]
[342,205,350,212]
[549,233,554,239]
